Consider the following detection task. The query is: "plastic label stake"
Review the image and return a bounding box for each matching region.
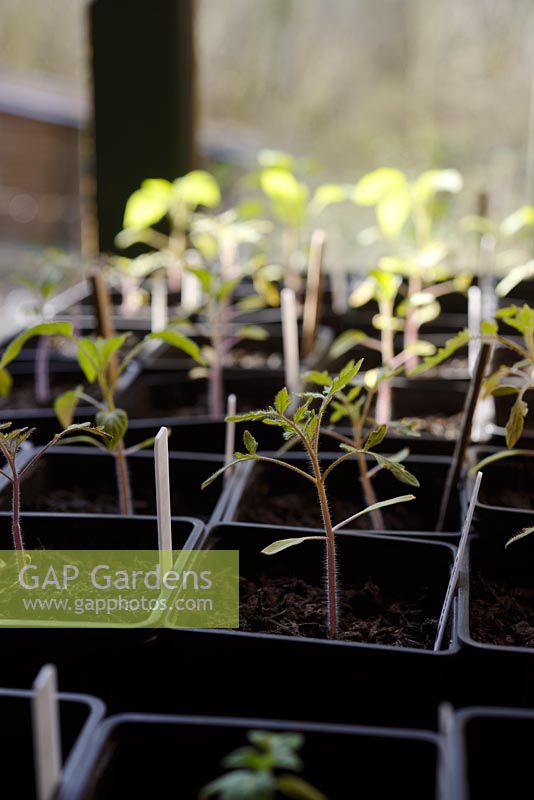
[281,287,300,395]
[151,274,168,332]
[32,664,62,800]
[154,427,173,574]
[181,265,203,313]
[434,471,483,651]
[302,229,326,358]
[224,394,237,482]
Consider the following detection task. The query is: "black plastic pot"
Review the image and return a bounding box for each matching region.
[0,686,105,800]
[0,514,202,698]
[457,532,534,707]
[0,446,228,523]
[162,523,460,729]
[220,452,461,535]
[0,360,140,416]
[448,706,534,800]
[63,713,442,800]
[466,446,534,538]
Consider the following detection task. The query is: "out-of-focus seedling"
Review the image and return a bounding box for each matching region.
[199,730,327,800]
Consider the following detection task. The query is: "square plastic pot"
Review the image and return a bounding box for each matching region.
[62,713,442,800]
[457,531,534,707]
[219,452,462,536]
[0,686,105,800]
[161,523,460,729]
[2,446,228,524]
[447,706,534,800]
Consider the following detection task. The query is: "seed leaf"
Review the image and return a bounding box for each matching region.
[505,398,528,448]
[262,536,325,555]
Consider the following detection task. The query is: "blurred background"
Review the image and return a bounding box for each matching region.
[1,0,534,272]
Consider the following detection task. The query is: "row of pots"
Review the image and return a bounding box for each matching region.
[6,680,533,800]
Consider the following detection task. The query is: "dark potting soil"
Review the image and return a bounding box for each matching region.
[478,458,534,511]
[470,571,534,647]
[22,488,149,515]
[238,479,426,531]
[239,575,438,648]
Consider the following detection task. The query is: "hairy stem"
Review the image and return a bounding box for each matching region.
[115,441,133,516]
[309,450,338,639]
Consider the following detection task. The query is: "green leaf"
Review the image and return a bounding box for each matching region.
[506,527,534,549]
[333,494,415,531]
[409,330,470,376]
[174,170,220,209]
[310,182,350,214]
[376,189,411,238]
[262,536,325,555]
[370,269,402,302]
[330,359,364,393]
[0,367,13,398]
[225,410,272,423]
[76,338,101,383]
[505,398,528,448]
[54,387,82,428]
[501,205,534,237]
[0,322,73,369]
[123,179,172,229]
[236,325,269,342]
[275,387,291,415]
[276,774,327,800]
[353,168,407,205]
[330,330,367,360]
[201,456,255,489]
[147,330,205,364]
[364,424,387,451]
[468,448,534,475]
[348,278,376,308]
[302,371,331,389]
[481,320,498,335]
[100,334,128,367]
[243,430,258,455]
[95,408,128,449]
[492,385,520,396]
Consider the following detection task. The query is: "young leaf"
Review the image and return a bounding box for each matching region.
[0,367,13,398]
[226,410,272,423]
[468,448,534,475]
[236,325,269,342]
[0,322,73,369]
[243,430,258,455]
[329,330,367,360]
[147,330,205,365]
[506,527,534,549]
[330,359,364,393]
[364,424,387,451]
[275,387,291,415]
[505,398,528,448]
[201,456,256,489]
[76,337,100,383]
[54,387,82,428]
[276,774,327,800]
[302,370,331,387]
[95,408,129,449]
[262,536,325,555]
[409,330,470,376]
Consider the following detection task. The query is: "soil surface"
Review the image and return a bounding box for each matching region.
[239,574,438,648]
[470,571,534,647]
[479,458,534,511]
[22,488,150,515]
[237,473,429,530]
